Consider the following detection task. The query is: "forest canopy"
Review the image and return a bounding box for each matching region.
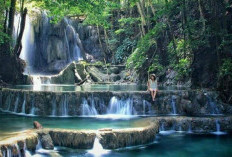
[0,0,232,92]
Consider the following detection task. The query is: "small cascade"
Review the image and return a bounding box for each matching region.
[81,98,98,116]
[21,94,26,114]
[159,121,175,135]
[142,100,152,115]
[51,97,57,116]
[211,119,227,135]
[24,141,32,157]
[2,94,13,111]
[32,75,52,91]
[60,95,69,116]
[7,148,12,157]
[14,144,21,157]
[88,133,109,156]
[36,138,42,151]
[13,95,19,113]
[107,97,136,115]
[170,95,177,115]
[187,122,193,133]
[205,93,220,115]
[32,76,42,91]
[30,97,35,115]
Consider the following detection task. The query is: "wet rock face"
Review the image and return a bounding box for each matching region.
[1,88,232,116]
[38,131,54,150]
[155,116,232,133]
[99,122,158,149]
[49,130,96,149]
[24,11,104,74]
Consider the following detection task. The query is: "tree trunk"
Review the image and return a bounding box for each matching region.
[14,8,27,57]
[8,0,16,37]
[136,0,146,35]
[198,0,206,33]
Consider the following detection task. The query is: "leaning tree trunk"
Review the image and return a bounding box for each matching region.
[7,0,16,37]
[14,8,27,57]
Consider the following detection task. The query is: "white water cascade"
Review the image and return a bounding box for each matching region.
[81,98,98,116]
[107,96,136,115]
[204,93,220,115]
[88,133,109,156]
[211,120,227,135]
[13,12,84,89]
[13,95,19,113]
[170,96,177,115]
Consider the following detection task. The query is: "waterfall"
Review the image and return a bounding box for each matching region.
[21,100,26,114]
[15,144,21,157]
[21,94,26,114]
[5,94,12,111]
[159,121,175,135]
[19,15,35,74]
[170,95,177,115]
[30,97,35,115]
[88,133,109,156]
[7,148,12,157]
[51,97,57,116]
[205,93,220,115]
[61,95,69,116]
[32,76,42,91]
[211,119,226,135]
[187,122,193,133]
[81,98,98,116]
[142,100,152,115]
[107,97,135,115]
[13,95,19,113]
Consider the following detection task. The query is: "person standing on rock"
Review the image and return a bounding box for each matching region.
[147,74,158,101]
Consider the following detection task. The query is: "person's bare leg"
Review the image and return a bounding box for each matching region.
[153,89,157,100]
[150,89,154,101]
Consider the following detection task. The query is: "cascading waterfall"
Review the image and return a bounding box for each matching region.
[21,94,26,114]
[211,119,226,135]
[13,95,19,113]
[81,98,98,116]
[142,100,152,115]
[14,12,84,87]
[88,132,109,156]
[30,97,35,115]
[107,96,136,115]
[159,121,175,135]
[205,93,220,115]
[51,96,57,116]
[61,94,69,116]
[187,122,193,133]
[5,94,12,111]
[170,95,177,115]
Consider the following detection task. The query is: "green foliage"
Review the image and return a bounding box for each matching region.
[126,23,166,71]
[148,57,164,74]
[115,38,136,64]
[174,58,190,81]
[219,59,232,78]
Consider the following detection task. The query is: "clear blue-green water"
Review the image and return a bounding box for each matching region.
[36,133,232,157]
[0,112,144,140]
[11,84,189,92]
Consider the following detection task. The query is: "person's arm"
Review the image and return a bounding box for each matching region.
[155,80,158,90]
